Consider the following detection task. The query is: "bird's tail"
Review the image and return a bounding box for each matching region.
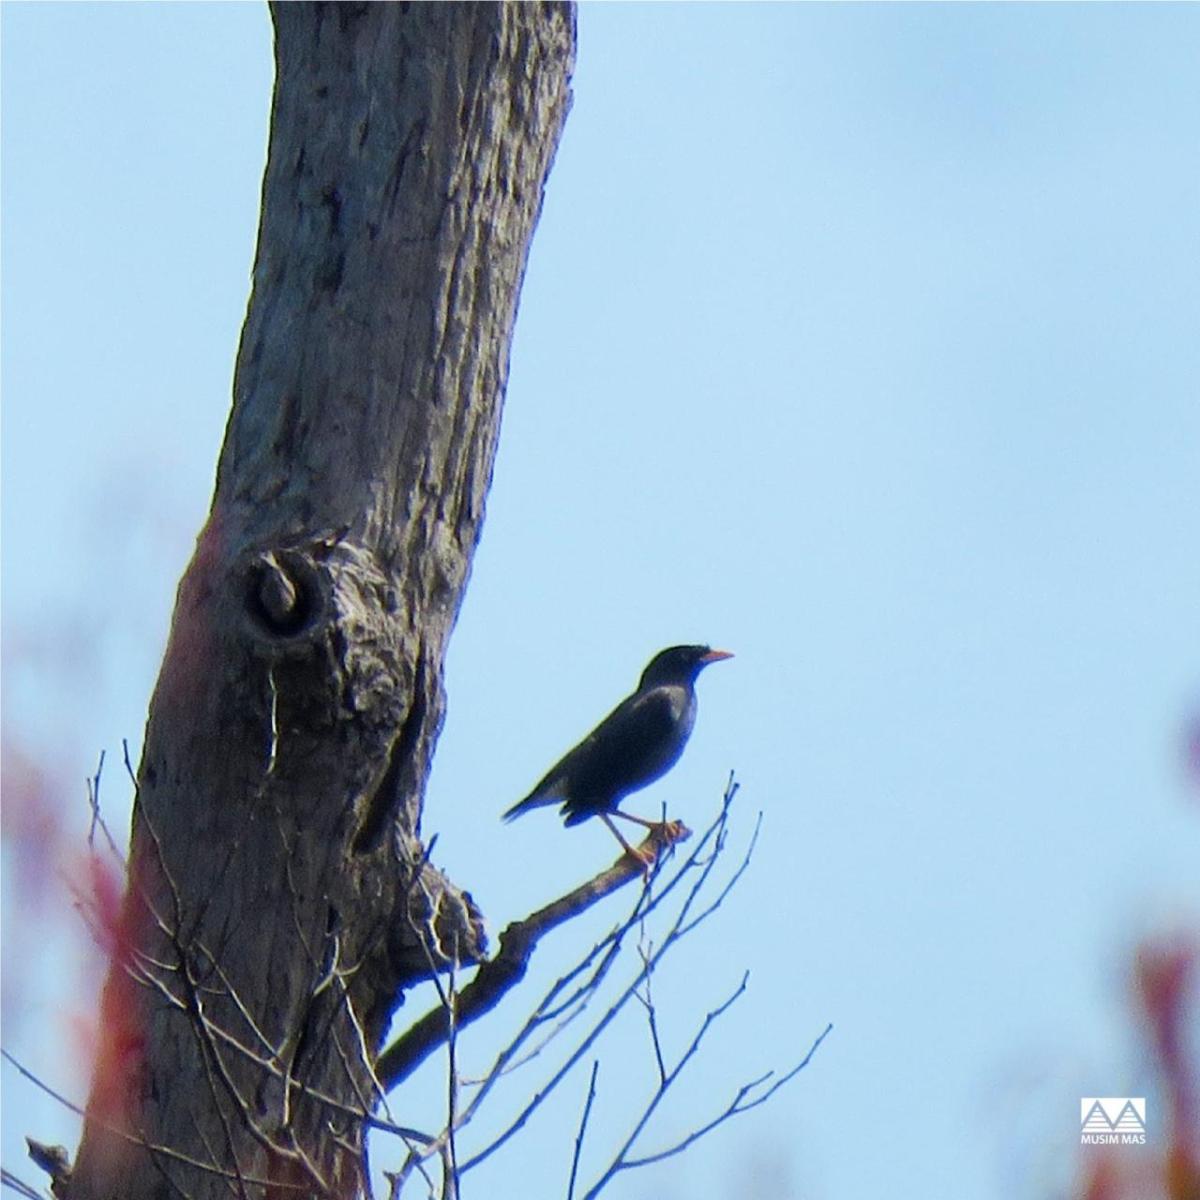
[501,789,555,822]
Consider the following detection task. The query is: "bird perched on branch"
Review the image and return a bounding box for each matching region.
[502,645,733,860]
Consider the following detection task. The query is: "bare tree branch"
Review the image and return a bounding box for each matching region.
[377,821,692,1090]
[2,1166,47,1200]
[20,753,826,1200]
[392,773,744,1146]
[619,1021,834,1172]
[450,786,765,1175]
[580,972,753,1199]
[2,1050,86,1119]
[384,789,746,1191]
[84,750,122,863]
[634,937,667,1086]
[566,1061,599,1200]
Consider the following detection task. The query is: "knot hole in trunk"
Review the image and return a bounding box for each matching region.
[244,549,327,643]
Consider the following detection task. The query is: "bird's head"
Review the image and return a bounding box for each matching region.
[639,644,733,690]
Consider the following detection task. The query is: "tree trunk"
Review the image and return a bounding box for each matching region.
[65,4,574,1197]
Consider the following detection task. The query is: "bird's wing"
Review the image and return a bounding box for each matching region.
[503,688,681,821]
[555,687,690,820]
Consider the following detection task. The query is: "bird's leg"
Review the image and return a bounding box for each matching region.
[611,811,664,831]
[601,813,654,865]
[612,809,691,854]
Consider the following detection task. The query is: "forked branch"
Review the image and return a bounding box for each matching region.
[383,777,831,1198]
[378,820,692,1089]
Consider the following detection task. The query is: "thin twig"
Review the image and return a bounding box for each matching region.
[2,1167,47,1200]
[377,821,690,1091]
[566,1061,599,1200]
[422,781,737,1127]
[457,999,588,1087]
[623,1022,834,1172]
[387,775,814,1200]
[85,748,123,861]
[676,810,762,939]
[456,815,744,1174]
[582,972,751,1199]
[445,954,460,1200]
[8,1057,310,1196]
[1,1049,85,1117]
[387,807,716,1186]
[634,936,667,1086]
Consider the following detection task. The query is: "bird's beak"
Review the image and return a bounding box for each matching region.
[700,649,734,663]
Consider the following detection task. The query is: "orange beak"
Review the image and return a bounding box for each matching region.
[700,649,734,663]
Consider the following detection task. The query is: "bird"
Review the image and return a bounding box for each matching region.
[502,644,733,860]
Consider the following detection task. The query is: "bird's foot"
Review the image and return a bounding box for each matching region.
[630,820,693,873]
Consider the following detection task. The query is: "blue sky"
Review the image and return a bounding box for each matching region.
[3,5,1198,1199]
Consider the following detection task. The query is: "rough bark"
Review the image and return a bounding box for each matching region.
[65,5,575,1198]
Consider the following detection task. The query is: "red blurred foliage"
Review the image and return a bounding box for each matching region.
[1,735,77,1032]
[1079,1152,1120,1200]
[3,729,144,1143]
[1,736,70,906]
[1074,933,1200,1200]
[69,850,147,1161]
[1184,708,1200,799]
[1137,936,1200,1200]
[80,851,127,956]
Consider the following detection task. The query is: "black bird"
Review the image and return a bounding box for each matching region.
[502,645,733,859]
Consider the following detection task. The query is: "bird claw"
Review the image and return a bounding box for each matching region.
[628,820,693,874]
[658,819,691,845]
